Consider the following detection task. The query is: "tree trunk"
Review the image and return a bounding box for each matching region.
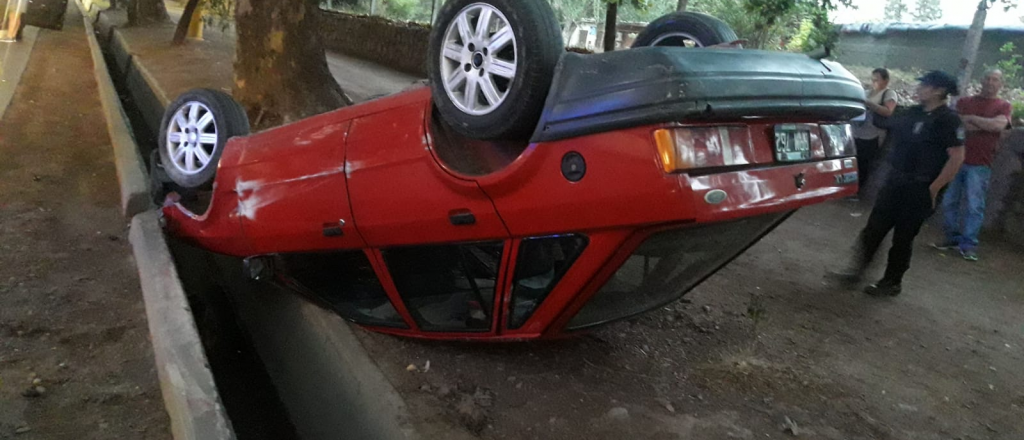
[958,0,988,96]
[172,0,201,45]
[127,0,168,25]
[603,1,618,52]
[234,0,349,130]
[677,0,689,11]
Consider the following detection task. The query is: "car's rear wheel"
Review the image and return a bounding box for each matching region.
[157,89,249,190]
[428,0,563,140]
[631,12,738,48]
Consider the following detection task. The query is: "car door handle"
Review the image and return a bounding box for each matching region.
[449,209,476,226]
[323,219,346,237]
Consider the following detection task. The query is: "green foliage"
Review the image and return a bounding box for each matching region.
[202,0,234,32]
[911,0,941,22]
[1012,100,1024,122]
[990,0,1020,13]
[985,42,1024,89]
[884,0,907,21]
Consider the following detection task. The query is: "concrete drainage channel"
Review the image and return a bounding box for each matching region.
[78,2,421,439]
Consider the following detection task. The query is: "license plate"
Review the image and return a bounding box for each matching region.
[774,125,812,162]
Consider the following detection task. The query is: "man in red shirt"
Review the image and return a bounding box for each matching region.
[933,70,1012,261]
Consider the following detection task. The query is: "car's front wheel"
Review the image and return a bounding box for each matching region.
[631,12,738,48]
[157,89,249,190]
[427,0,563,141]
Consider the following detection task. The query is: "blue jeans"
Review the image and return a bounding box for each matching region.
[942,165,992,251]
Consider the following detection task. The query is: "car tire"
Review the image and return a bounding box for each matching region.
[631,12,738,48]
[157,89,249,189]
[428,0,563,141]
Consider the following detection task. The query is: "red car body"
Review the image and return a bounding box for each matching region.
[162,84,859,340]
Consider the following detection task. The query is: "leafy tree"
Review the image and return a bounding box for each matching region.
[173,0,203,45]
[884,0,908,21]
[739,0,852,50]
[984,42,1022,88]
[601,0,653,52]
[911,0,941,22]
[234,0,349,129]
[960,0,1019,94]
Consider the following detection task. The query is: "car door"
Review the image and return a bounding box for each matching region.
[345,102,508,247]
[235,118,365,254]
[346,101,511,334]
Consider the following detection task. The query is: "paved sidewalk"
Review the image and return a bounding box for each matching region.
[0,4,169,439]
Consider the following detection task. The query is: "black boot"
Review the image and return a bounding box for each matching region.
[864,279,902,297]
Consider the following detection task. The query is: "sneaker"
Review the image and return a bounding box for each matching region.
[864,279,902,297]
[931,240,959,251]
[961,249,979,262]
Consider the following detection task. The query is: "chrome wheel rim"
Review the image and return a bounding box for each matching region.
[651,32,704,48]
[166,101,218,175]
[439,3,518,116]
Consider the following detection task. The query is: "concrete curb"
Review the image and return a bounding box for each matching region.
[0,26,39,122]
[216,270,423,440]
[77,0,151,218]
[104,13,427,440]
[129,211,237,440]
[128,44,171,108]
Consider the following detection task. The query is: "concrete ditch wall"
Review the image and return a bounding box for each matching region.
[320,11,431,77]
[989,130,1024,245]
[80,1,237,438]
[92,7,424,439]
[836,23,1024,80]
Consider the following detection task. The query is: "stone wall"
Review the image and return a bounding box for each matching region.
[988,130,1024,245]
[836,23,1024,80]
[1002,172,1024,246]
[319,11,431,77]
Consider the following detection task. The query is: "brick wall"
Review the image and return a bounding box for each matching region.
[319,11,431,77]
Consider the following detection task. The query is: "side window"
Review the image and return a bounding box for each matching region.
[508,235,588,329]
[382,241,504,332]
[273,251,406,328]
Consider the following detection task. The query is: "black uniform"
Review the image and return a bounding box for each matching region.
[852,104,965,283]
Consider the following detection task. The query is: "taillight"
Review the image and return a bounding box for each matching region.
[820,124,856,157]
[653,126,754,172]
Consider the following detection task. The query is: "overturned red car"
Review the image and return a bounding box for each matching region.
[153,0,865,340]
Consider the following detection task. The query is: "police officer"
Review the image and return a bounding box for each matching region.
[834,71,966,296]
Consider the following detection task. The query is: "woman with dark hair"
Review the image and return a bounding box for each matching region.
[851,68,898,199]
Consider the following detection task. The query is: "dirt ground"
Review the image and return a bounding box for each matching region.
[358,201,1024,440]
[0,7,169,440]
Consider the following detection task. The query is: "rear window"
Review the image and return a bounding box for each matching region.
[567,214,786,330]
[508,235,588,329]
[383,241,505,332]
[273,251,406,328]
